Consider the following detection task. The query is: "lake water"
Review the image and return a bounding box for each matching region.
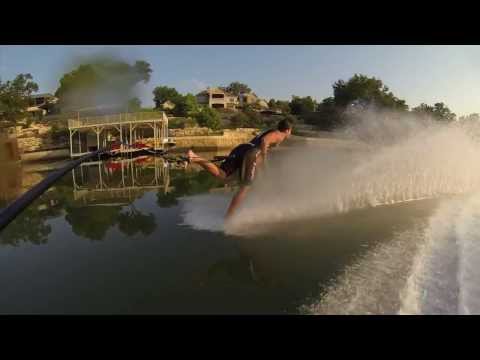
[0,151,478,314]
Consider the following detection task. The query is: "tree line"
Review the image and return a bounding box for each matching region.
[270,74,458,130]
[0,57,475,131]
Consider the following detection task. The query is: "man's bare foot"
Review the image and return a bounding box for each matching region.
[186,149,201,163]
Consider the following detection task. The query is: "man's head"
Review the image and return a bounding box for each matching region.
[277,119,293,137]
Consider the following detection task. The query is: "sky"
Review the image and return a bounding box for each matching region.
[1,45,479,116]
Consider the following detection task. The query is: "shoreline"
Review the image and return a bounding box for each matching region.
[18,133,364,164]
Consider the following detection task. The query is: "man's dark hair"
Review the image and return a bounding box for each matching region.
[277,119,292,132]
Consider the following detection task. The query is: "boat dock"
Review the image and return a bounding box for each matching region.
[67,111,173,158]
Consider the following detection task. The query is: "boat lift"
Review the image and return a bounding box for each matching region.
[67,111,175,158]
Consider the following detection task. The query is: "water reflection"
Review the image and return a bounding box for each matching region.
[65,156,170,240]
[0,185,63,246]
[1,155,226,245]
[72,156,171,204]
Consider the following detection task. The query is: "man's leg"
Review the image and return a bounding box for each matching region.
[225,185,250,220]
[187,149,228,181]
[224,148,261,220]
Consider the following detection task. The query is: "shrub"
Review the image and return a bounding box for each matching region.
[230,112,251,128]
[194,107,221,130]
[50,122,69,141]
[168,117,198,129]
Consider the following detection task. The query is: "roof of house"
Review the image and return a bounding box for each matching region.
[260,109,282,115]
[31,93,56,99]
[240,92,258,99]
[209,87,226,92]
[197,87,237,98]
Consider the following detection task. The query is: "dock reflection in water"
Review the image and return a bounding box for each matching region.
[72,155,172,205]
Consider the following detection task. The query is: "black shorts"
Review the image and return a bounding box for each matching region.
[220,144,261,185]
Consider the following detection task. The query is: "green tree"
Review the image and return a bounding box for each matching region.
[224,81,251,95]
[153,86,182,109]
[50,121,69,142]
[156,190,179,208]
[283,114,298,124]
[164,170,223,199]
[274,100,291,114]
[0,206,51,246]
[194,107,221,130]
[333,74,408,111]
[302,97,343,130]
[55,59,152,111]
[0,73,39,123]
[412,103,434,117]
[173,93,199,117]
[432,102,456,122]
[230,112,251,128]
[289,96,316,115]
[127,97,142,112]
[412,102,456,122]
[230,108,271,129]
[243,108,265,128]
[117,206,156,236]
[266,98,289,113]
[65,205,121,241]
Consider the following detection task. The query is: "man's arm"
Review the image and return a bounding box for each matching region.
[260,131,278,160]
[260,137,269,159]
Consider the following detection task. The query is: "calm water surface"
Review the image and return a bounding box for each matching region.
[0,154,441,314]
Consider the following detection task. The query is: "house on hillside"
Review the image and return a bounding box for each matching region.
[196,87,239,110]
[27,93,59,118]
[257,99,269,109]
[196,87,269,111]
[238,92,269,109]
[160,100,176,111]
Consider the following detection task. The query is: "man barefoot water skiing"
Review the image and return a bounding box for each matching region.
[186,119,293,220]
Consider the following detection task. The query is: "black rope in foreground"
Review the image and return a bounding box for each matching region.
[0,150,105,232]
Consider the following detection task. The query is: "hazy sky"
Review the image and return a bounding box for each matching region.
[1,45,479,116]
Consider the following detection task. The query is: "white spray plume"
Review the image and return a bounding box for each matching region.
[226,108,480,235]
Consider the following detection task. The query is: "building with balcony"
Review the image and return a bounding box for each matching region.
[26,93,59,118]
[196,87,239,110]
[196,87,269,111]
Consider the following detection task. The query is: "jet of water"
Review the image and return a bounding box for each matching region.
[226,109,480,235]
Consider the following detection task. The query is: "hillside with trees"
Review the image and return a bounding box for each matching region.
[2,68,468,138]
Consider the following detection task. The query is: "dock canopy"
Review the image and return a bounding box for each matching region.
[67,111,170,157]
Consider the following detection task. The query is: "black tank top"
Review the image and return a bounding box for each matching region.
[249,129,276,148]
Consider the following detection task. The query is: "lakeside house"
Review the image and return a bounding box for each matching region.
[239,92,268,109]
[27,93,58,118]
[196,87,269,111]
[196,87,239,110]
[160,100,176,112]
